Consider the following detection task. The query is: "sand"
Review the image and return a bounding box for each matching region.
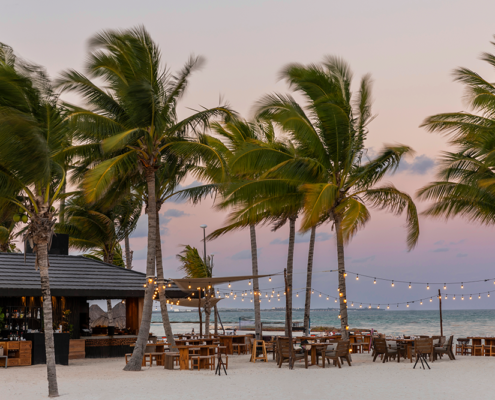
[2,353,494,400]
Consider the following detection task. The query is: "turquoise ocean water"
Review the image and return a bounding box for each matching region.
[149,309,495,338]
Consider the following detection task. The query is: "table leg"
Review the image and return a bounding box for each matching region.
[408,344,412,363]
[311,347,317,365]
[179,348,189,370]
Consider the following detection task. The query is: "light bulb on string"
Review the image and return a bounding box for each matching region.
[296,293,299,297]
[326,296,329,300]
[479,294,481,299]
[269,276,272,282]
[462,295,464,300]
[427,284,430,290]
[356,275,359,281]
[488,293,491,298]
[377,306,380,309]
[228,282,231,288]
[444,284,447,290]
[391,281,394,287]
[368,304,371,309]
[430,298,433,302]
[359,304,362,308]
[374,278,376,284]
[420,301,423,305]
[445,295,448,300]
[335,299,337,303]
[339,292,343,297]
[319,293,322,297]
[343,272,347,278]
[453,295,456,300]
[312,290,314,295]
[409,283,411,289]
[351,303,354,307]
[469,295,472,300]
[338,314,341,319]
[248,280,251,286]
[344,299,347,303]
[461,283,464,289]
[407,303,409,308]
[387,305,390,309]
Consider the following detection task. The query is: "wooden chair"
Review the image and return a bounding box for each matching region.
[350,335,364,354]
[473,341,484,357]
[125,353,151,367]
[150,352,164,366]
[482,344,494,357]
[190,354,216,371]
[321,340,351,368]
[433,335,455,360]
[456,338,471,355]
[414,338,433,369]
[373,338,398,363]
[276,337,308,368]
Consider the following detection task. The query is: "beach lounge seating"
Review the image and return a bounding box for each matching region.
[433,335,455,361]
[414,338,433,369]
[373,338,398,363]
[320,340,351,368]
[276,337,308,368]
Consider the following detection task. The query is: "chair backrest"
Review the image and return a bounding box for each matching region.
[354,335,364,343]
[447,335,454,347]
[336,340,350,357]
[277,337,293,357]
[374,338,387,354]
[415,338,433,354]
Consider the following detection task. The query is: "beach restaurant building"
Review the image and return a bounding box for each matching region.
[0,251,189,366]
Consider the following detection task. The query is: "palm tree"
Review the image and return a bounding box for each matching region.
[177,245,214,335]
[418,43,495,223]
[56,194,141,328]
[58,27,232,370]
[0,43,72,397]
[205,118,304,337]
[245,57,420,339]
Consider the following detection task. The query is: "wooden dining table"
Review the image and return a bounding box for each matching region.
[385,339,415,362]
[176,344,218,370]
[302,342,338,366]
[467,337,495,356]
[218,335,252,355]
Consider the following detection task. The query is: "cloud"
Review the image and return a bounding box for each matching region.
[162,209,189,218]
[270,232,332,245]
[397,155,435,175]
[230,248,262,260]
[434,240,445,246]
[352,255,375,263]
[450,239,466,245]
[433,247,449,253]
[130,214,171,238]
[456,253,468,258]
[168,181,204,204]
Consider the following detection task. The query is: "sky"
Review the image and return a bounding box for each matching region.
[5,0,495,310]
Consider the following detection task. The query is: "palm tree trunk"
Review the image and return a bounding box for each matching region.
[106,299,114,328]
[249,224,262,339]
[124,168,156,371]
[198,298,203,336]
[59,183,66,225]
[38,240,59,397]
[334,215,349,340]
[213,303,218,335]
[285,216,296,336]
[204,292,211,336]
[124,235,132,269]
[155,209,176,349]
[304,226,316,335]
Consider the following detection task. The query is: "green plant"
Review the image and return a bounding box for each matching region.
[0,307,5,327]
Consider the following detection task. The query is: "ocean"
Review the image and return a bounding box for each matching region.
[149,308,495,338]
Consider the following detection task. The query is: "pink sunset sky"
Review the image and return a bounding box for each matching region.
[5,0,495,309]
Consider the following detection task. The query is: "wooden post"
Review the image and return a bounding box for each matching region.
[284,268,293,369]
[438,289,443,337]
[198,290,203,337]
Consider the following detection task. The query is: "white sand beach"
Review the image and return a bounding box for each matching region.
[2,354,495,400]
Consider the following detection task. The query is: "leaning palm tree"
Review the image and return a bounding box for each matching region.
[0,43,72,397]
[56,194,141,328]
[58,27,233,370]
[239,57,420,339]
[177,245,214,335]
[418,41,495,223]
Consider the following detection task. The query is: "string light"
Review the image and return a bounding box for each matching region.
[409,283,411,289]
[374,278,376,284]
[453,295,456,300]
[444,284,447,290]
[326,296,329,300]
[420,301,423,305]
[228,282,231,288]
[406,303,409,307]
[461,283,464,289]
[387,305,390,309]
[445,295,448,300]
[356,275,359,281]
[269,276,272,282]
[479,294,481,299]
[391,281,395,287]
[359,304,362,308]
[430,298,433,302]
[248,280,251,286]
[489,293,491,298]
[296,293,299,297]
[462,295,464,300]
[343,273,347,278]
[469,295,472,300]
[427,284,430,290]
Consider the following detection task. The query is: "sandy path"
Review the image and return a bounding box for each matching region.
[1,354,494,400]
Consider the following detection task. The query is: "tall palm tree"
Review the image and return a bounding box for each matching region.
[58,27,232,370]
[0,43,72,397]
[177,245,214,335]
[56,194,141,327]
[418,42,495,222]
[206,119,303,337]
[243,57,420,339]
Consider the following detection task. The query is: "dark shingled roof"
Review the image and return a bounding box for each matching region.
[0,253,189,299]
